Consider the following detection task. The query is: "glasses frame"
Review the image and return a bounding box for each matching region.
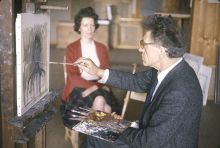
[140,40,154,49]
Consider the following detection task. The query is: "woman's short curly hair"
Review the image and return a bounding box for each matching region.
[74,7,99,34]
[142,15,186,58]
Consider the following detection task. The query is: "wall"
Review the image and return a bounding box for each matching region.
[49,0,136,45]
[0,0,16,147]
[189,0,220,100]
[190,0,220,65]
[48,0,72,44]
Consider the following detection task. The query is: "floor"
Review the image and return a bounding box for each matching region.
[46,46,220,148]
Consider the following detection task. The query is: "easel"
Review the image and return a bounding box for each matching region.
[6,1,67,147]
[9,90,59,148]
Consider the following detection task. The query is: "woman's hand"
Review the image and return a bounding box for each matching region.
[82,85,98,97]
[74,57,105,78]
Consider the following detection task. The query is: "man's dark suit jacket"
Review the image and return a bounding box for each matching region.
[104,59,202,148]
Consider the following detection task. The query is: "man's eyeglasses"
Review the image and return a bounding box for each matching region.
[140,40,154,49]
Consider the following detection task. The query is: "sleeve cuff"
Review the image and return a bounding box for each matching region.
[98,69,109,84]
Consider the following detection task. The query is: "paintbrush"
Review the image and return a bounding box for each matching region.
[79,106,94,112]
[70,109,89,116]
[36,61,88,67]
[36,61,74,66]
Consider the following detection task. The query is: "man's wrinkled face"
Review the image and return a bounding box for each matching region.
[138,31,162,68]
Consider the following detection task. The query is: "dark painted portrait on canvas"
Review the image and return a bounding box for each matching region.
[16,13,50,116]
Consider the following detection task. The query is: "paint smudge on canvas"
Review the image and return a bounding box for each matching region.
[23,24,48,105]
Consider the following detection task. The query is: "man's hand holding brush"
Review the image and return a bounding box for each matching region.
[74,57,105,78]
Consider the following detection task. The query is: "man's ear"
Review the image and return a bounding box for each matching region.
[160,46,168,57]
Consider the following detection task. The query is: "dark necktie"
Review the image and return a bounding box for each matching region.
[147,78,158,103]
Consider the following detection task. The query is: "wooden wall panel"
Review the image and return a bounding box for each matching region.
[56,22,109,48]
[163,0,178,12]
[0,0,16,148]
[190,0,220,65]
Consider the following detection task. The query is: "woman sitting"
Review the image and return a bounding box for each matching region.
[61,7,120,124]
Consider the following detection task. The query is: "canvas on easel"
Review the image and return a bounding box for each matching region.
[198,65,212,105]
[16,13,50,116]
[184,52,212,106]
[183,53,204,75]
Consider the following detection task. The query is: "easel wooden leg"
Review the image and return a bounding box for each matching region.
[64,127,79,148]
[15,126,46,148]
[35,126,46,148]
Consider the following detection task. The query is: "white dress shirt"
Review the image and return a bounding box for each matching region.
[151,58,183,100]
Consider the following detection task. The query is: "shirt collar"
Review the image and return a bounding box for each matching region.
[157,58,183,85]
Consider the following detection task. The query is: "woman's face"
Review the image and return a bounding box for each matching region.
[79,17,95,40]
